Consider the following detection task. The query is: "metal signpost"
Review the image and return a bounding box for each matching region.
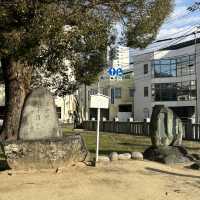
[89,66,123,164]
[90,92,109,163]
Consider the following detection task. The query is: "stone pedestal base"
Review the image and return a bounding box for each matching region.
[143,146,190,165]
[2,134,88,170]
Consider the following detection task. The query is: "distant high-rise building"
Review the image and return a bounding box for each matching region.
[112,46,130,69]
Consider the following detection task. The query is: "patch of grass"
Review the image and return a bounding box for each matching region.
[62,128,200,158]
[62,128,151,156]
[62,126,74,134]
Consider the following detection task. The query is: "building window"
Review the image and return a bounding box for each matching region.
[129,88,135,97]
[56,107,61,119]
[152,81,196,101]
[143,108,149,118]
[111,88,115,104]
[88,89,97,96]
[152,59,176,78]
[114,88,121,98]
[122,74,131,79]
[119,104,132,112]
[103,88,108,96]
[144,87,148,97]
[152,55,195,78]
[144,64,148,74]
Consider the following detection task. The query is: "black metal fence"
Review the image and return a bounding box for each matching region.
[83,121,200,141]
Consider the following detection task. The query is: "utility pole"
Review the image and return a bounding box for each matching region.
[194,26,199,124]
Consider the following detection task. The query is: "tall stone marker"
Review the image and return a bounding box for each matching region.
[19,88,62,140]
[150,105,184,147]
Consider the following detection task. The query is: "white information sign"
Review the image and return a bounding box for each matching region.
[90,93,109,163]
[90,94,109,109]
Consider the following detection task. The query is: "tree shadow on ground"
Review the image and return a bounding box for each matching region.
[145,167,200,179]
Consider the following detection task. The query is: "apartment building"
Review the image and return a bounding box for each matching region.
[112,46,130,69]
[133,35,200,122]
[78,68,134,122]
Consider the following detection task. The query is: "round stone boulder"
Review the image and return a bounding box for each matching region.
[150,105,184,147]
[98,156,110,162]
[109,152,118,161]
[118,153,131,160]
[131,152,143,161]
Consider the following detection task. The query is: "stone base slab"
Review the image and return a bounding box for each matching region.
[2,134,88,170]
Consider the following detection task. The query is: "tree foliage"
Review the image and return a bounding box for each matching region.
[188,2,200,12]
[0,0,173,96]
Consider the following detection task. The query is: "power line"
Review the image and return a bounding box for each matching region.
[131,26,198,57]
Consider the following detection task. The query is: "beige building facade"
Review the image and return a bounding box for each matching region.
[78,68,134,122]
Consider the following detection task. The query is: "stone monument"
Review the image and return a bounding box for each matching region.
[144,105,190,164]
[1,88,89,170]
[150,105,184,147]
[19,88,62,140]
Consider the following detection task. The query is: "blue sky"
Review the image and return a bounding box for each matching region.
[157,0,200,39]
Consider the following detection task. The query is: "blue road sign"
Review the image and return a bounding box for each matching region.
[116,68,123,76]
[107,67,123,77]
[108,67,116,76]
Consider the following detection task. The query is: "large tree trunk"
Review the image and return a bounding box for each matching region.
[0,57,32,141]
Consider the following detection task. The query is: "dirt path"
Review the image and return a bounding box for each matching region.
[0,160,199,200]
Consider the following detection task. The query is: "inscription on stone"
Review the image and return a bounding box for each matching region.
[19,88,62,140]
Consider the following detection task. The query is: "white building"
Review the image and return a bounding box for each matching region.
[112,46,130,69]
[54,95,76,123]
[133,30,200,122]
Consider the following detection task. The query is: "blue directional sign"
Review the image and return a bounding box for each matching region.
[107,67,123,77]
[108,67,116,76]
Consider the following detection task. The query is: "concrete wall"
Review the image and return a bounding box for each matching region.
[134,52,153,121]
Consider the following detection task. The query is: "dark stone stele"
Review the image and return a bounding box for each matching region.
[150,105,184,147]
[2,134,89,170]
[144,105,189,165]
[143,146,190,165]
